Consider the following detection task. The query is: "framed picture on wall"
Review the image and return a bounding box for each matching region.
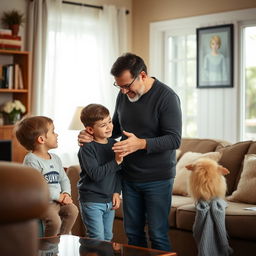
[196,24,234,88]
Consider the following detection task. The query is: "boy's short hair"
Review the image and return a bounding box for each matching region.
[80,104,109,127]
[15,116,53,151]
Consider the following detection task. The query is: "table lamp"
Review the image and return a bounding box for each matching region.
[69,106,84,130]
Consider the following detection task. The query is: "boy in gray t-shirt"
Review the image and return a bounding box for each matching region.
[16,116,78,236]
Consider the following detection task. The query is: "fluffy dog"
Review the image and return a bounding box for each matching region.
[186,158,229,201]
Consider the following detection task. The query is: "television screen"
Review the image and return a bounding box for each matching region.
[0,140,12,161]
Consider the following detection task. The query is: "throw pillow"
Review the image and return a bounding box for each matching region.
[227,154,256,204]
[217,140,252,195]
[173,151,222,196]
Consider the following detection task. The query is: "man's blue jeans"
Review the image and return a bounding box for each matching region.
[79,202,115,241]
[122,178,174,252]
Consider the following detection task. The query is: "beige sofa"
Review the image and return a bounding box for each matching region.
[67,138,256,256]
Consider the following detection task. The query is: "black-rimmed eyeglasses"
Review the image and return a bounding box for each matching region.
[113,76,137,90]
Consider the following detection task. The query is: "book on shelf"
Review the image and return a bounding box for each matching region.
[1,65,7,88]
[0,29,12,36]
[0,44,21,50]
[14,64,19,89]
[18,65,24,89]
[0,34,21,40]
[0,64,12,89]
[0,64,4,88]
[7,64,14,89]
[0,34,22,50]
[0,64,24,89]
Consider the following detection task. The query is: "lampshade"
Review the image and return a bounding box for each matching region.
[69,106,84,130]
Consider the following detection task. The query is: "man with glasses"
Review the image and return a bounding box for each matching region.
[78,53,182,252]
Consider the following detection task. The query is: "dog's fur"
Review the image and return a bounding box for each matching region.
[186,158,229,201]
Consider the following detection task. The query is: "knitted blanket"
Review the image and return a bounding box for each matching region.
[193,198,233,256]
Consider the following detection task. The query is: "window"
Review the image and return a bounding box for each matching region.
[164,32,197,137]
[242,25,256,140]
[150,8,256,142]
[42,4,126,166]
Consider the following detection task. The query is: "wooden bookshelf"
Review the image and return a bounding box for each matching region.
[0,89,28,93]
[0,49,31,162]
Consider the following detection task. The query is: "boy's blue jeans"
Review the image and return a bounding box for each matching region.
[122,178,174,252]
[79,201,115,241]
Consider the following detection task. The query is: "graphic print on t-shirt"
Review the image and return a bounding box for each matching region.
[44,171,59,184]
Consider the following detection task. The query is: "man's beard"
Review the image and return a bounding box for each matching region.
[127,84,145,102]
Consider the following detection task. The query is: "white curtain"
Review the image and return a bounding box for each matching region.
[30,0,127,166]
[27,0,51,115]
[97,5,128,111]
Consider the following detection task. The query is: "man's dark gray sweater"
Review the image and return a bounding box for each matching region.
[112,78,182,182]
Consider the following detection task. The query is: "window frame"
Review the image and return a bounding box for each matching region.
[239,22,256,140]
[164,29,197,137]
[149,8,256,142]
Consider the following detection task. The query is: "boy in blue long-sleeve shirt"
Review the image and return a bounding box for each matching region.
[78,104,123,241]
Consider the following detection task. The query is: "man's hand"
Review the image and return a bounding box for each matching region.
[78,129,93,146]
[112,131,146,157]
[112,193,121,210]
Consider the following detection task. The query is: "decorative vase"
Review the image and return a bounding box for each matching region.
[3,111,21,125]
[10,24,20,36]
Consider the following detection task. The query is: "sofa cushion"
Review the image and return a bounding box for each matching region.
[233,141,256,189]
[176,201,256,241]
[170,195,194,228]
[173,151,221,196]
[227,154,256,204]
[179,138,228,157]
[176,203,196,231]
[172,195,194,207]
[247,141,256,154]
[225,201,256,240]
[217,141,252,195]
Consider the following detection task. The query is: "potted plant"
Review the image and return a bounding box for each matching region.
[1,9,25,36]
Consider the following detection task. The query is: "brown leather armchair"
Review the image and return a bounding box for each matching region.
[0,161,49,256]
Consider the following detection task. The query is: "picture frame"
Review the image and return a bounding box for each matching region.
[196,24,234,88]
